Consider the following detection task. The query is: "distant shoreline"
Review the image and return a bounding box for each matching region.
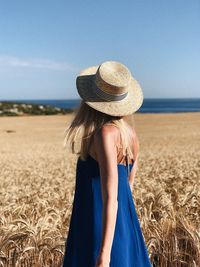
[0,101,73,116]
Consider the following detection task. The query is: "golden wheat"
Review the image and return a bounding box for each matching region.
[0,113,199,267]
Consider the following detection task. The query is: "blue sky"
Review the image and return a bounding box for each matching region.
[0,0,199,100]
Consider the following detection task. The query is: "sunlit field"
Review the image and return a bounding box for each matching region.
[0,113,199,267]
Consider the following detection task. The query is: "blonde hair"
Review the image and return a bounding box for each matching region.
[64,100,135,161]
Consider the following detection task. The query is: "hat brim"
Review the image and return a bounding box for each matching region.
[76,65,144,116]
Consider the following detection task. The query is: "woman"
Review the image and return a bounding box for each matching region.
[63,61,152,267]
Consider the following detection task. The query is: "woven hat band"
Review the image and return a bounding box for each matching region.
[94,84,128,101]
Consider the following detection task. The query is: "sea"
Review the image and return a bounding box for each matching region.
[2,98,200,113]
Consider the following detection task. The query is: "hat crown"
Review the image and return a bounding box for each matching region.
[95,61,132,95]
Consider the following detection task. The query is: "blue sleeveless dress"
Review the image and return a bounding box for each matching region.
[63,154,152,267]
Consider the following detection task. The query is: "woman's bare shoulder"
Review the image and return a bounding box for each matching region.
[94,123,119,143]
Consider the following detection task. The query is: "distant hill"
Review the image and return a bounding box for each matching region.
[0,101,73,116]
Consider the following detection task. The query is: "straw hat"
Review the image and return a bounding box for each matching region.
[76,60,143,116]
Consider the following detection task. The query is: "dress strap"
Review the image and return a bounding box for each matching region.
[125,153,130,177]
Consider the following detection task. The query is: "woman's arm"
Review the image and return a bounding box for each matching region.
[94,125,119,267]
[129,132,139,190]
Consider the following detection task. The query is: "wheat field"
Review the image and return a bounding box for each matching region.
[0,113,199,267]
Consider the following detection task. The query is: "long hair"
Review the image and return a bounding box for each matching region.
[64,100,135,161]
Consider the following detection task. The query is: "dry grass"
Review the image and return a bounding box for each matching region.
[0,113,199,267]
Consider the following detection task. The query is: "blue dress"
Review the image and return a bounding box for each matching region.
[63,154,152,267]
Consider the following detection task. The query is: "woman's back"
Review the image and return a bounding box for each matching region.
[88,123,135,166]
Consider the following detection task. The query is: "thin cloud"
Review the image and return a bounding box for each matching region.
[0,55,74,71]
